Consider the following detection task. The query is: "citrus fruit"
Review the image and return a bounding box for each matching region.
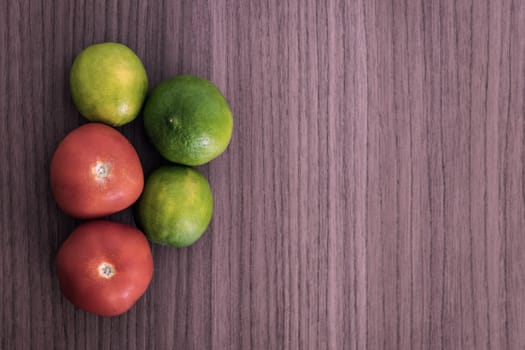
[70,42,148,126]
[135,165,213,247]
[143,75,233,166]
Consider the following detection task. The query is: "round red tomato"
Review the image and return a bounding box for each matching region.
[56,220,153,317]
[50,123,143,218]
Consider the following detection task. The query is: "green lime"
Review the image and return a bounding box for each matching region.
[143,75,233,166]
[135,165,213,247]
[70,42,148,126]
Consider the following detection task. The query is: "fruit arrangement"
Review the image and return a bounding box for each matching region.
[51,42,233,316]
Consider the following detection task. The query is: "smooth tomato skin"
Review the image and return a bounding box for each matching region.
[50,123,144,218]
[56,220,153,317]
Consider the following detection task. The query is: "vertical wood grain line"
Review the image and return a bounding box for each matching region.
[483,3,491,347]
[0,0,9,347]
[502,0,512,346]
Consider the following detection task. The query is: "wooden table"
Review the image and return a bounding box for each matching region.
[1,1,524,349]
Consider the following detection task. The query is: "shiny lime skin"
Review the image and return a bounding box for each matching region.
[143,75,233,166]
[135,165,213,247]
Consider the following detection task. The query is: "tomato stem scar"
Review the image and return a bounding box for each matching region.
[98,262,115,279]
[93,161,110,179]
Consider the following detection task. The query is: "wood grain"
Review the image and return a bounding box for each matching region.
[1,0,524,349]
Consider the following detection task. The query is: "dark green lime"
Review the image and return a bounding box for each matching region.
[143,75,233,166]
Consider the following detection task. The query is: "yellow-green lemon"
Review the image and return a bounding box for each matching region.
[70,42,148,126]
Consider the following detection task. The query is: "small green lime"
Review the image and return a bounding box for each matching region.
[135,165,213,247]
[70,42,148,126]
[143,75,233,166]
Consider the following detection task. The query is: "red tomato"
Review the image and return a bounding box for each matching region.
[50,123,143,218]
[56,220,153,317]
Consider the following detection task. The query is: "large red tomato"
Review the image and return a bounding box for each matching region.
[56,220,153,317]
[50,123,143,218]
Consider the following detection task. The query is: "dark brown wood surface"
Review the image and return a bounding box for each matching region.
[1,0,524,349]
